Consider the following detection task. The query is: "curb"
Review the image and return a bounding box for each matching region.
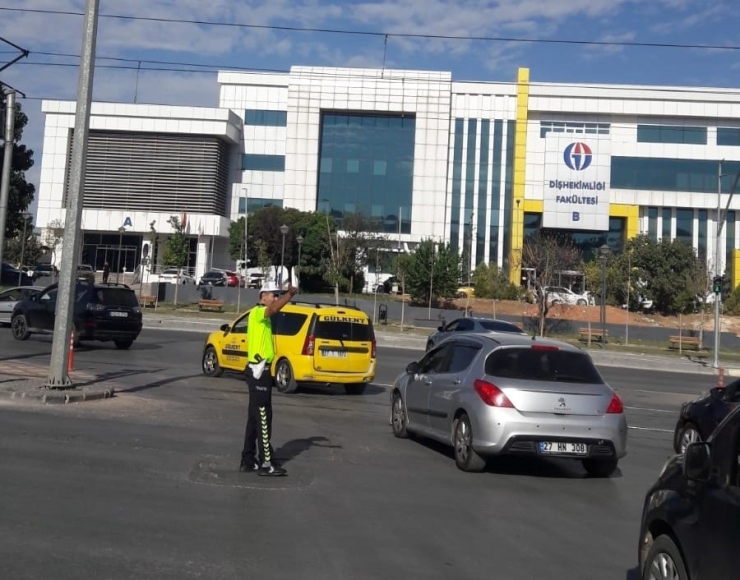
[0,385,116,405]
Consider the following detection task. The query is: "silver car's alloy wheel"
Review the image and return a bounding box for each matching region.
[391,393,408,438]
[455,419,471,464]
[679,425,700,453]
[646,553,681,580]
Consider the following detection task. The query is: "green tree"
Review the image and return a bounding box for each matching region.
[162,216,190,270]
[3,220,43,267]
[1,101,35,240]
[406,239,460,304]
[472,263,520,300]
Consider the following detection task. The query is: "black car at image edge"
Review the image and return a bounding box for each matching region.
[673,380,740,454]
[638,404,740,580]
[10,281,143,349]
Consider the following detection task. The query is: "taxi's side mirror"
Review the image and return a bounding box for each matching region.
[220,323,230,335]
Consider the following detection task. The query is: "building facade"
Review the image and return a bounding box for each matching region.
[35,66,740,286]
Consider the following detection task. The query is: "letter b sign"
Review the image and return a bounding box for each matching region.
[572,212,580,222]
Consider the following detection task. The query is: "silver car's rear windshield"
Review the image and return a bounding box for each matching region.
[485,346,604,384]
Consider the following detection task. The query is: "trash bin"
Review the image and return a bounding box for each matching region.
[378,303,388,325]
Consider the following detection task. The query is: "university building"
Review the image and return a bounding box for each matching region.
[34,66,740,286]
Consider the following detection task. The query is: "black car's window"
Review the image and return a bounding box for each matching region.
[40,289,57,301]
[444,320,459,332]
[447,343,481,373]
[418,344,452,375]
[315,318,373,341]
[273,312,308,337]
[479,320,523,333]
[95,289,138,307]
[456,319,474,331]
[485,347,604,384]
[0,289,19,301]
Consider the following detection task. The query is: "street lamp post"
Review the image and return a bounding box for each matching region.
[18,212,32,285]
[116,226,125,284]
[625,251,632,347]
[599,244,611,346]
[279,224,289,286]
[296,235,304,289]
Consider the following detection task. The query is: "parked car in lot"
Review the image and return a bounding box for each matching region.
[31,263,58,281]
[154,268,196,285]
[673,380,740,453]
[543,286,592,306]
[10,281,143,349]
[199,270,229,286]
[201,301,376,394]
[425,316,527,351]
[390,334,627,475]
[638,405,740,580]
[0,286,44,325]
[0,262,33,286]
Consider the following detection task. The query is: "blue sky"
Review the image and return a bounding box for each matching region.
[1,0,739,218]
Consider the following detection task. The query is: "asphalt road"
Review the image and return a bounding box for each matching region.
[0,327,717,580]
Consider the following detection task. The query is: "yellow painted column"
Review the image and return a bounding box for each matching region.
[609,204,640,241]
[508,67,530,285]
[732,248,740,290]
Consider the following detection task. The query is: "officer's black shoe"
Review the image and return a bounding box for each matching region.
[239,461,259,473]
[258,463,287,477]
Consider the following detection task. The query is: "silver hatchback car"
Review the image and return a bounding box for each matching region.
[390,333,627,476]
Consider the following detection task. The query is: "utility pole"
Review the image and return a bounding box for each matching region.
[714,161,724,370]
[0,89,16,270]
[46,0,100,389]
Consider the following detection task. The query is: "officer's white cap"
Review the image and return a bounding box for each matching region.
[259,282,281,296]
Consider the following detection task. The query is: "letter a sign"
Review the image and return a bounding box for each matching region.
[123,217,133,228]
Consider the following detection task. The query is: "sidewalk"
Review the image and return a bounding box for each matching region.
[142,313,739,377]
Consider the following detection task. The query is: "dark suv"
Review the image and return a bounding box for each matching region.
[638,405,740,579]
[10,281,143,349]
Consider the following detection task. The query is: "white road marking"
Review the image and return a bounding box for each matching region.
[625,406,676,414]
[628,426,673,433]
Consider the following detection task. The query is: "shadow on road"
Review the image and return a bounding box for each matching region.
[293,383,386,397]
[626,566,640,579]
[275,436,342,464]
[115,373,203,394]
[0,352,50,362]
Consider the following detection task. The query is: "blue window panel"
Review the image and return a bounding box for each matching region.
[647,207,658,241]
[245,110,288,127]
[316,112,415,234]
[502,121,515,272]
[540,121,610,138]
[662,208,672,240]
[524,213,626,261]
[636,125,707,144]
[239,197,283,215]
[477,120,490,263]
[450,118,465,252]
[718,128,740,146]
[489,120,503,263]
[242,154,285,171]
[726,211,736,271]
[698,209,708,262]
[611,157,740,194]
[675,208,693,247]
[463,119,477,265]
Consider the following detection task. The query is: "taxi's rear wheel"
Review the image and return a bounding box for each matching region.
[202,346,223,377]
[275,358,298,394]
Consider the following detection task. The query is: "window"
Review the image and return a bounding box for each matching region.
[0,289,19,301]
[447,343,481,373]
[444,320,460,332]
[718,128,740,147]
[241,154,285,172]
[40,289,57,301]
[540,121,610,138]
[245,110,287,127]
[662,208,672,240]
[96,289,138,307]
[418,344,452,375]
[637,125,707,144]
[238,197,283,215]
[647,207,658,241]
[315,319,374,342]
[676,208,693,247]
[273,312,307,337]
[232,313,248,334]
[485,347,604,384]
[479,320,523,334]
[456,318,474,331]
[611,157,740,194]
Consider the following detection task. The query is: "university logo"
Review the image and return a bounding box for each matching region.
[563,142,593,171]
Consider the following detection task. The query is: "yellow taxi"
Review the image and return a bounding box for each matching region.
[201,301,377,394]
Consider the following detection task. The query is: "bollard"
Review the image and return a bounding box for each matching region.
[68,330,75,372]
[718,367,725,389]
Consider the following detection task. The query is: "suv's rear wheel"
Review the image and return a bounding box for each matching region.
[201,346,223,377]
[275,359,298,394]
[582,458,618,478]
[643,535,687,580]
[11,314,30,341]
[114,338,134,350]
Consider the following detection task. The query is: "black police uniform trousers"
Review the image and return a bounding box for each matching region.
[241,365,275,466]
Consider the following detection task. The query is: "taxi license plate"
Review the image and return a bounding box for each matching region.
[109,311,129,318]
[323,350,347,358]
[539,442,588,455]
